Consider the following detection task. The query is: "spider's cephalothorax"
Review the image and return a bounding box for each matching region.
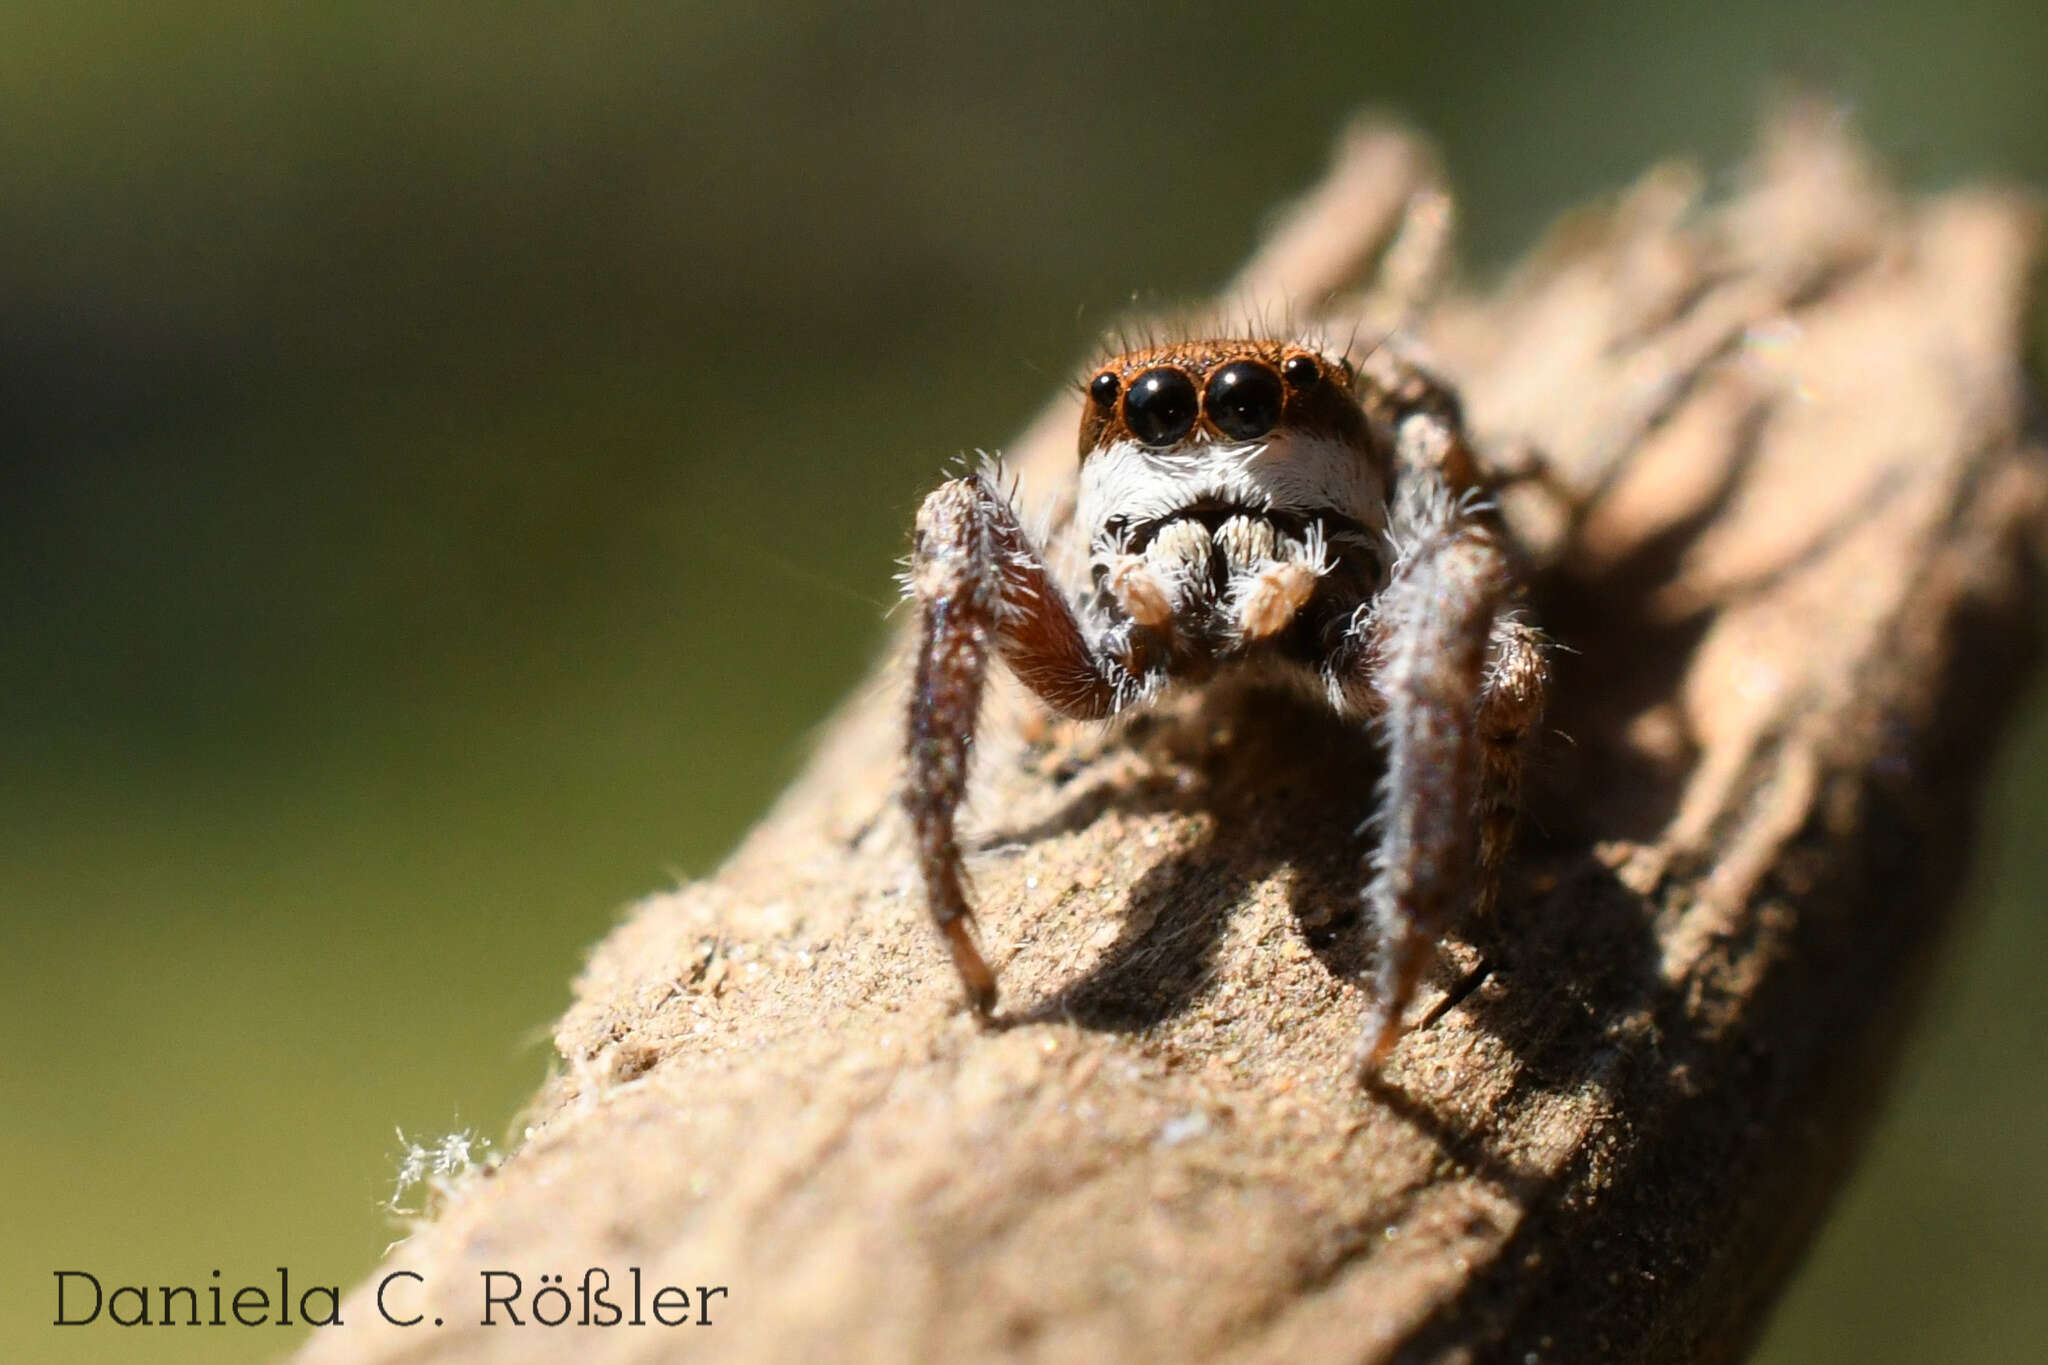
[903,336,1548,1077]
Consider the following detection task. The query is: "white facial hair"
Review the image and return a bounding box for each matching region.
[1075,433,1388,549]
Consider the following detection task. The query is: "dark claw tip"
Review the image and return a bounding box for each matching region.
[941,917,999,1019]
[1354,1016,1400,1084]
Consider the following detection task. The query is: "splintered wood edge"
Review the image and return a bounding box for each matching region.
[294,108,2046,1365]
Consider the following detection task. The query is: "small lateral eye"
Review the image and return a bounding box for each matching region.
[1204,360,1284,441]
[1123,367,1199,446]
[1089,371,1121,406]
[1282,354,1321,390]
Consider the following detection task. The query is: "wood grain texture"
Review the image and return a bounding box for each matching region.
[296,105,2047,1365]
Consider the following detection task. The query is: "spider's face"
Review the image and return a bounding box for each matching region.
[1074,339,1387,548]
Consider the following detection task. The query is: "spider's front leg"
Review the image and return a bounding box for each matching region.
[903,471,1132,1016]
[1341,461,1547,1076]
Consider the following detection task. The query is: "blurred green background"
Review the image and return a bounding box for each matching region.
[3,3,2044,1361]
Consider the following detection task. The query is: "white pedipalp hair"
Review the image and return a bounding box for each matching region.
[1297,519,1335,575]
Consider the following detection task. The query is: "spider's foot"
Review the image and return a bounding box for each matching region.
[1353,1012,1402,1082]
[940,917,999,1019]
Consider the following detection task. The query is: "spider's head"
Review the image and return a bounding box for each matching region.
[1078,339,1367,459]
[1074,338,1387,547]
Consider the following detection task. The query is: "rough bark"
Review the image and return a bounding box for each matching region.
[296,105,2047,1365]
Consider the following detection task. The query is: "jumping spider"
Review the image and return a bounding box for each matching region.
[903,336,1548,1076]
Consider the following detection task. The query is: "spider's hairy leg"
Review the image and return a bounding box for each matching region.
[1362,344,1575,517]
[1352,475,1510,1077]
[904,472,1128,1017]
[1473,617,1549,917]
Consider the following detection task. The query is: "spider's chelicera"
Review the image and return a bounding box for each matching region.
[903,336,1547,1076]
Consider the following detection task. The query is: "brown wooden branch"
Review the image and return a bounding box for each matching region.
[296,105,2047,1365]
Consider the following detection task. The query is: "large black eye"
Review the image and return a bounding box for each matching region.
[1204,361,1284,441]
[1123,367,1199,446]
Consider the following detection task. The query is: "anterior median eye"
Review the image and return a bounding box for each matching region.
[1123,368,1200,446]
[1205,361,1284,441]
